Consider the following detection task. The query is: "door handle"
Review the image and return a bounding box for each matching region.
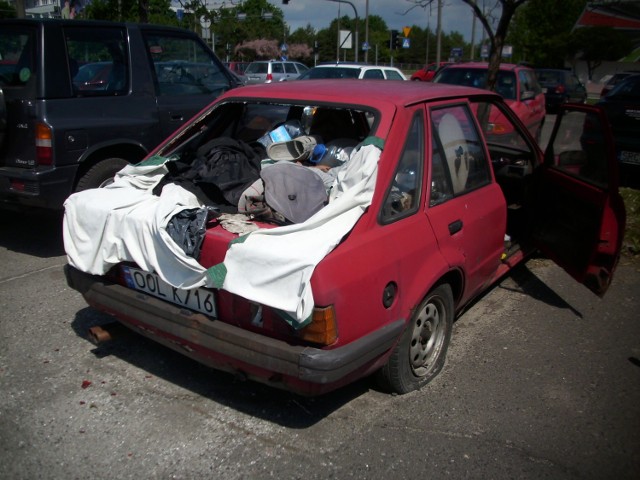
[448,220,463,235]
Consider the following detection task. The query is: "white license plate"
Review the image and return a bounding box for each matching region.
[620,150,640,165]
[122,266,217,317]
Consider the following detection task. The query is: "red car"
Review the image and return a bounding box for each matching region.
[64,80,625,396]
[410,62,451,82]
[433,62,546,142]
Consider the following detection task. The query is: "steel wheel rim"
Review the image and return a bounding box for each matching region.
[409,295,446,377]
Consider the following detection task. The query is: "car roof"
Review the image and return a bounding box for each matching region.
[313,63,401,70]
[224,78,499,108]
[442,62,529,71]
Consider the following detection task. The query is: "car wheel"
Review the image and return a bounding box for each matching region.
[76,157,129,191]
[377,283,454,394]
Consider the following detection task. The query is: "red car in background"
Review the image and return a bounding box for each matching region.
[64,80,624,396]
[410,62,451,81]
[433,62,546,142]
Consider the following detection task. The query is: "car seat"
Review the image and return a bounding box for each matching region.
[438,113,469,194]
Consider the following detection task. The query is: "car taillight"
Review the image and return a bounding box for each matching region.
[36,123,53,166]
[554,84,566,94]
[297,306,338,345]
[266,73,273,82]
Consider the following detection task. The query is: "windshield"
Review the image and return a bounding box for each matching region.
[245,63,269,74]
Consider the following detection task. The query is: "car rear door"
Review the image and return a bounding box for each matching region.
[532,104,625,296]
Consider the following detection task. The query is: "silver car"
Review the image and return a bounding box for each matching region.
[243,60,309,84]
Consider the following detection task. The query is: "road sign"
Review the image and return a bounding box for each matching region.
[199,15,211,29]
[402,38,410,49]
[403,26,412,37]
[362,41,370,51]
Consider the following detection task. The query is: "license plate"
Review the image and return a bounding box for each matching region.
[122,266,217,317]
[620,150,640,165]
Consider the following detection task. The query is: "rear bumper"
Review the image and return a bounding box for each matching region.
[64,265,405,395]
[0,165,77,210]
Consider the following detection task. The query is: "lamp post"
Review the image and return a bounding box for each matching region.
[325,0,359,63]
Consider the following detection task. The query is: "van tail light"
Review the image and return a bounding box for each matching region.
[36,123,53,166]
[266,73,273,82]
[554,84,566,94]
[297,306,338,346]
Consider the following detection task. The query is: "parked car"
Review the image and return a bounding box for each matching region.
[0,18,239,211]
[600,71,640,98]
[64,80,625,396]
[433,62,546,142]
[297,63,407,80]
[410,62,451,82]
[597,73,640,188]
[224,61,250,77]
[243,60,309,84]
[535,68,587,113]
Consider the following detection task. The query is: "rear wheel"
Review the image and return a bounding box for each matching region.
[377,284,454,394]
[76,158,129,191]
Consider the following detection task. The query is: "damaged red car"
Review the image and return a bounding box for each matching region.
[64,80,625,396]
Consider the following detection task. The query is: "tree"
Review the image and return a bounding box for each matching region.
[406,0,529,91]
[506,0,587,67]
[567,26,633,80]
[0,0,16,18]
[82,0,177,24]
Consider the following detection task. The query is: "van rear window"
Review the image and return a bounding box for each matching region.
[0,26,36,88]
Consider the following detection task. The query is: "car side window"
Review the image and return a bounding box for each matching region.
[284,63,297,74]
[546,110,608,187]
[385,70,404,81]
[143,32,230,96]
[65,26,128,96]
[429,105,491,204]
[363,69,384,79]
[272,63,284,74]
[380,111,424,223]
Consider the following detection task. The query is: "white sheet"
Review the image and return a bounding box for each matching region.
[64,142,381,326]
[207,142,380,326]
[63,157,210,289]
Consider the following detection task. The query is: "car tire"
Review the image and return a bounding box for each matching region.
[377,283,454,394]
[76,157,129,191]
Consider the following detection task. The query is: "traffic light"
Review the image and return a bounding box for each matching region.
[390,30,398,50]
[282,0,289,4]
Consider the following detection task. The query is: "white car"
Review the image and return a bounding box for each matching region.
[297,63,407,81]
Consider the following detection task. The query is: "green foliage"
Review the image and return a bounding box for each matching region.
[621,188,640,256]
[82,0,177,24]
[507,0,587,66]
[567,26,632,79]
[0,0,16,18]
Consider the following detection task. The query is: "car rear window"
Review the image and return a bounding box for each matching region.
[0,25,37,92]
[536,70,563,85]
[306,67,360,79]
[245,63,268,74]
[435,68,517,100]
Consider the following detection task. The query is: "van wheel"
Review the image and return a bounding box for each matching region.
[76,158,129,191]
[377,284,453,394]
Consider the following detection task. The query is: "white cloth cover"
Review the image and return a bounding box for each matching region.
[64,142,381,327]
[63,157,210,289]
[211,143,380,326]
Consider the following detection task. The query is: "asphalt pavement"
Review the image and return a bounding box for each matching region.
[1,208,639,480]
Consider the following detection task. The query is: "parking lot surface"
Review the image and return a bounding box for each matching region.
[1,209,639,479]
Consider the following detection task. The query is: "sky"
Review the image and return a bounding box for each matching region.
[266,0,479,41]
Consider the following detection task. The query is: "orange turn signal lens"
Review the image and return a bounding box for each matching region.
[298,306,338,346]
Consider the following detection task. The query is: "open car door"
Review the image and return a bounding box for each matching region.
[532,104,626,296]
